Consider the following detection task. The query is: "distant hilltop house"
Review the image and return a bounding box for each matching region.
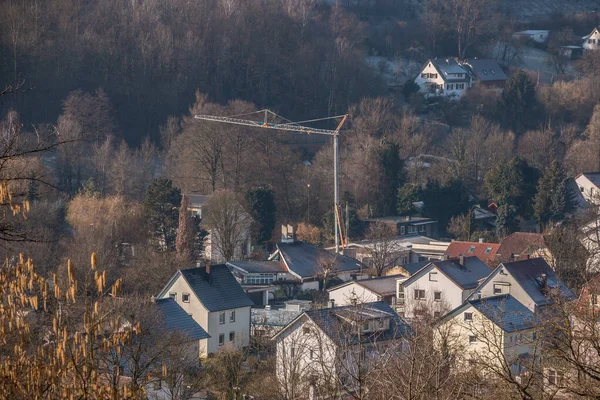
[327,274,407,307]
[414,58,471,99]
[582,27,600,51]
[444,240,500,265]
[364,215,439,238]
[185,193,252,263]
[574,172,600,206]
[414,58,507,100]
[513,30,550,43]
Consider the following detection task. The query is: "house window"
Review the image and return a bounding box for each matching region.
[400,226,406,235]
[447,83,454,90]
[457,83,464,89]
[414,289,426,300]
[434,291,442,301]
[378,319,385,328]
[219,333,225,346]
[493,284,503,295]
[548,369,564,386]
[182,293,190,303]
[362,322,370,332]
[464,312,473,322]
[309,349,314,360]
[303,326,311,335]
[420,225,426,232]
[580,186,584,192]
[229,331,235,342]
[421,73,427,78]
[398,291,405,305]
[429,272,438,282]
[291,347,296,358]
[230,310,236,323]
[169,292,176,301]
[219,312,225,325]
[469,335,477,344]
[408,226,415,234]
[592,294,598,305]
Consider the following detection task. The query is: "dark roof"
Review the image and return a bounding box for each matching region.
[463,59,508,82]
[445,241,500,263]
[497,232,547,262]
[578,172,600,187]
[430,58,470,82]
[169,265,254,312]
[304,302,411,346]
[429,257,492,290]
[276,242,366,279]
[501,258,575,306]
[155,298,210,340]
[441,295,536,332]
[400,261,431,275]
[226,260,287,274]
[365,216,435,224]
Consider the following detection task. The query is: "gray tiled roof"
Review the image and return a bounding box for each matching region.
[277,242,366,279]
[155,298,210,340]
[463,59,508,82]
[400,261,431,275]
[179,265,254,312]
[356,274,405,296]
[502,258,575,306]
[433,257,492,290]
[469,295,537,332]
[226,260,287,274]
[304,302,411,347]
[431,59,470,82]
[580,172,600,187]
[186,194,209,208]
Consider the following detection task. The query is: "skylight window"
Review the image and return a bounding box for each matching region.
[484,247,492,254]
[468,246,476,253]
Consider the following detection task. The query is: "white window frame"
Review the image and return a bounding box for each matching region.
[414,289,426,300]
[229,331,235,342]
[169,292,176,301]
[219,333,225,346]
[182,293,190,303]
[400,226,406,235]
[230,310,236,323]
[219,312,225,325]
[429,272,438,282]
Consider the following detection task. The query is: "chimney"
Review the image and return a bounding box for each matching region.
[281,224,295,243]
[479,238,484,243]
[328,299,335,308]
[540,273,547,288]
[405,215,411,221]
[443,254,449,260]
[459,255,465,266]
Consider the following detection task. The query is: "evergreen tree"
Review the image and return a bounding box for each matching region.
[379,141,404,216]
[245,186,276,244]
[176,194,196,260]
[500,70,539,133]
[496,204,518,238]
[534,161,577,225]
[396,184,421,215]
[143,178,181,251]
[421,178,471,234]
[26,172,39,202]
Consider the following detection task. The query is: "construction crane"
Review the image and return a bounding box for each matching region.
[194,110,348,253]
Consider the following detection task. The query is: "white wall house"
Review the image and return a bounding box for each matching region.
[435,294,538,374]
[414,59,471,100]
[157,264,254,356]
[467,258,575,314]
[513,30,550,43]
[327,274,407,307]
[273,302,411,397]
[397,256,492,319]
[583,28,600,51]
[574,172,600,205]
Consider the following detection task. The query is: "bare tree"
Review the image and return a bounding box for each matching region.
[202,189,252,262]
[364,222,405,276]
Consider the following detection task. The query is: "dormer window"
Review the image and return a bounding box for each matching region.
[464,312,473,322]
[362,322,370,332]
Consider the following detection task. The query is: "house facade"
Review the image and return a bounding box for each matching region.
[583,28,600,51]
[467,258,575,313]
[414,59,471,99]
[364,216,439,239]
[513,30,550,43]
[436,295,538,373]
[157,264,254,356]
[397,256,492,319]
[327,274,407,307]
[574,172,600,205]
[274,302,411,397]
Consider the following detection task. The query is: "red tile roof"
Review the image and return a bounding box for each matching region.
[444,241,500,264]
[496,232,547,263]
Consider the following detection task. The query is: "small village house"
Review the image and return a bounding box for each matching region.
[444,240,500,265]
[582,27,600,51]
[462,59,508,90]
[327,274,407,307]
[414,59,471,100]
[397,256,492,319]
[513,30,550,43]
[157,264,254,356]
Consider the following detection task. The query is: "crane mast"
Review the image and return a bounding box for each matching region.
[194,110,348,253]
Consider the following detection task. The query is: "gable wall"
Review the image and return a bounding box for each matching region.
[477,268,537,312]
[328,283,380,306]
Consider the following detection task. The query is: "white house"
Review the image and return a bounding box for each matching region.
[157,264,254,356]
[414,59,471,100]
[513,30,550,43]
[273,301,411,397]
[467,258,575,313]
[327,274,407,307]
[574,172,600,205]
[397,256,492,319]
[582,27,600,51]
[435,294,538,374]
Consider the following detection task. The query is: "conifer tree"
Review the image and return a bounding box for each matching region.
[176,194,196,260]
[534,160,576,225]
[143,178,181,251]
